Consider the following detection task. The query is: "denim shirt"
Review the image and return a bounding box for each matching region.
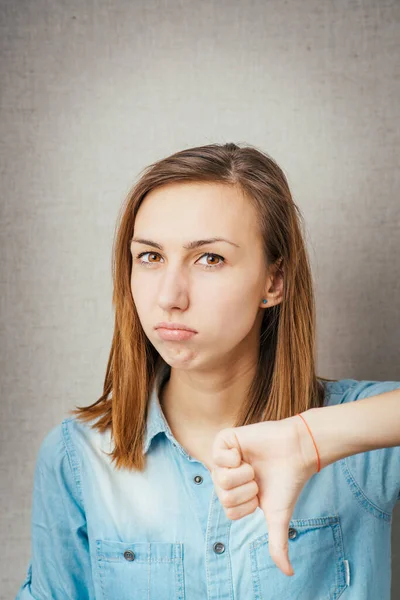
[16,363,400,600]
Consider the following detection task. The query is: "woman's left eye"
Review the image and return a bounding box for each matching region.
[197,253,225,269]
[135,252,225,269]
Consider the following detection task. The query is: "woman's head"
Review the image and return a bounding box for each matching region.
[71,142,327,471]
[130,179,283,374]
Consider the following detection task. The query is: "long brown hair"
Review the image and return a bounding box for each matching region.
[70,142,335,472]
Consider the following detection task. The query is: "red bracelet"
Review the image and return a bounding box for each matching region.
[297,413,321,473]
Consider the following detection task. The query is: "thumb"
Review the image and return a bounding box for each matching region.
[260,502,295,577]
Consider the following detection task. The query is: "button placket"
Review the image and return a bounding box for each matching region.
[205,489,234,597]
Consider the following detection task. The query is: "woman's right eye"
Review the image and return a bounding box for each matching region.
[136,251,161,265]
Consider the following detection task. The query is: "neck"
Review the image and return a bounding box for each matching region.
[159,357,258,436]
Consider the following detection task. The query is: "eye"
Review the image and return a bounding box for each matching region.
[135,251,225,270]
[197,253,225,269]
[135,251,162,265]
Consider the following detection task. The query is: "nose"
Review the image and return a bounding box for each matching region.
[157,266,190,312]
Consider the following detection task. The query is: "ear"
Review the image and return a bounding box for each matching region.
[262,258,284,307]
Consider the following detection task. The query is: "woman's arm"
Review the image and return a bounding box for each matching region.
[298,386,400,471]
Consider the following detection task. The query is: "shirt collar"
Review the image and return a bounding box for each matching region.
[143,359,173,454]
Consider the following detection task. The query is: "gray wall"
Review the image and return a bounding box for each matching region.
[1,0,399,598]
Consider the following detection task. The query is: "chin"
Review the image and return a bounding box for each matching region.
[157,347,200,369]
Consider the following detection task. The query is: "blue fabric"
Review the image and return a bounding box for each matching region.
[16,365,400,599]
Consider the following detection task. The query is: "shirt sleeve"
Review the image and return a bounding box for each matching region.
[15,420,95,599]
[339,379,400,515]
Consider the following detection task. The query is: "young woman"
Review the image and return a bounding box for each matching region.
[16,143,400,600]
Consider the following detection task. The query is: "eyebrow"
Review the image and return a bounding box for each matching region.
[130,237,240,250]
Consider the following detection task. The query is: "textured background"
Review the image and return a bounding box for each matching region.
[1,0,399,598]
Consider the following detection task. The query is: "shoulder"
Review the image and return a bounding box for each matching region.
[37,417,84,464]
[35,419,67,469]
[34,416,97,505]
[320,378,400,407]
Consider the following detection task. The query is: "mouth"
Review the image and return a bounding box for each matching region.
[155,327,197,341]
[155,322,197,333]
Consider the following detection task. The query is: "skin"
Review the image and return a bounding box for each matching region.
[130,181,284,463]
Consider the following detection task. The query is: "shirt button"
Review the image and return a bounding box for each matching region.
[194,475,203,484]
[213,542,225,554]
[123,550,135,561]
[288,527,298,540]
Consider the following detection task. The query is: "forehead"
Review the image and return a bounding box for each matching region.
[134,182,258,233]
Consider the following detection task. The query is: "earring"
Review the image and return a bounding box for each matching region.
[262,299,268,304]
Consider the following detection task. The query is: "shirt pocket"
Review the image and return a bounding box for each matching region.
[95,539,185,600]
[249,514,348,600]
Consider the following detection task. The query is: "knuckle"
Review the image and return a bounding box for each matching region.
[225,506,239,520]
[220,473,232,489]
[250,498,259,513]
[251,480,259,495]
[220,490,235,507]
[269,541,288,558]
[213,453,224,467]
[246,463,255,479]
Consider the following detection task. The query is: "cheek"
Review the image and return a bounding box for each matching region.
[200,271,260,306]
[130,278,151,321]
[199,284,260,337]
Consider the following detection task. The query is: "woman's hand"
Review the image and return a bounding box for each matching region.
[210,416,317,577]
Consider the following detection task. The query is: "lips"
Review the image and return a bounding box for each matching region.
[155,322,197,333]
[156,328,196,341]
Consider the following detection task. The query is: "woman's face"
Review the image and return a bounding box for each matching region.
[130,181,273,371]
